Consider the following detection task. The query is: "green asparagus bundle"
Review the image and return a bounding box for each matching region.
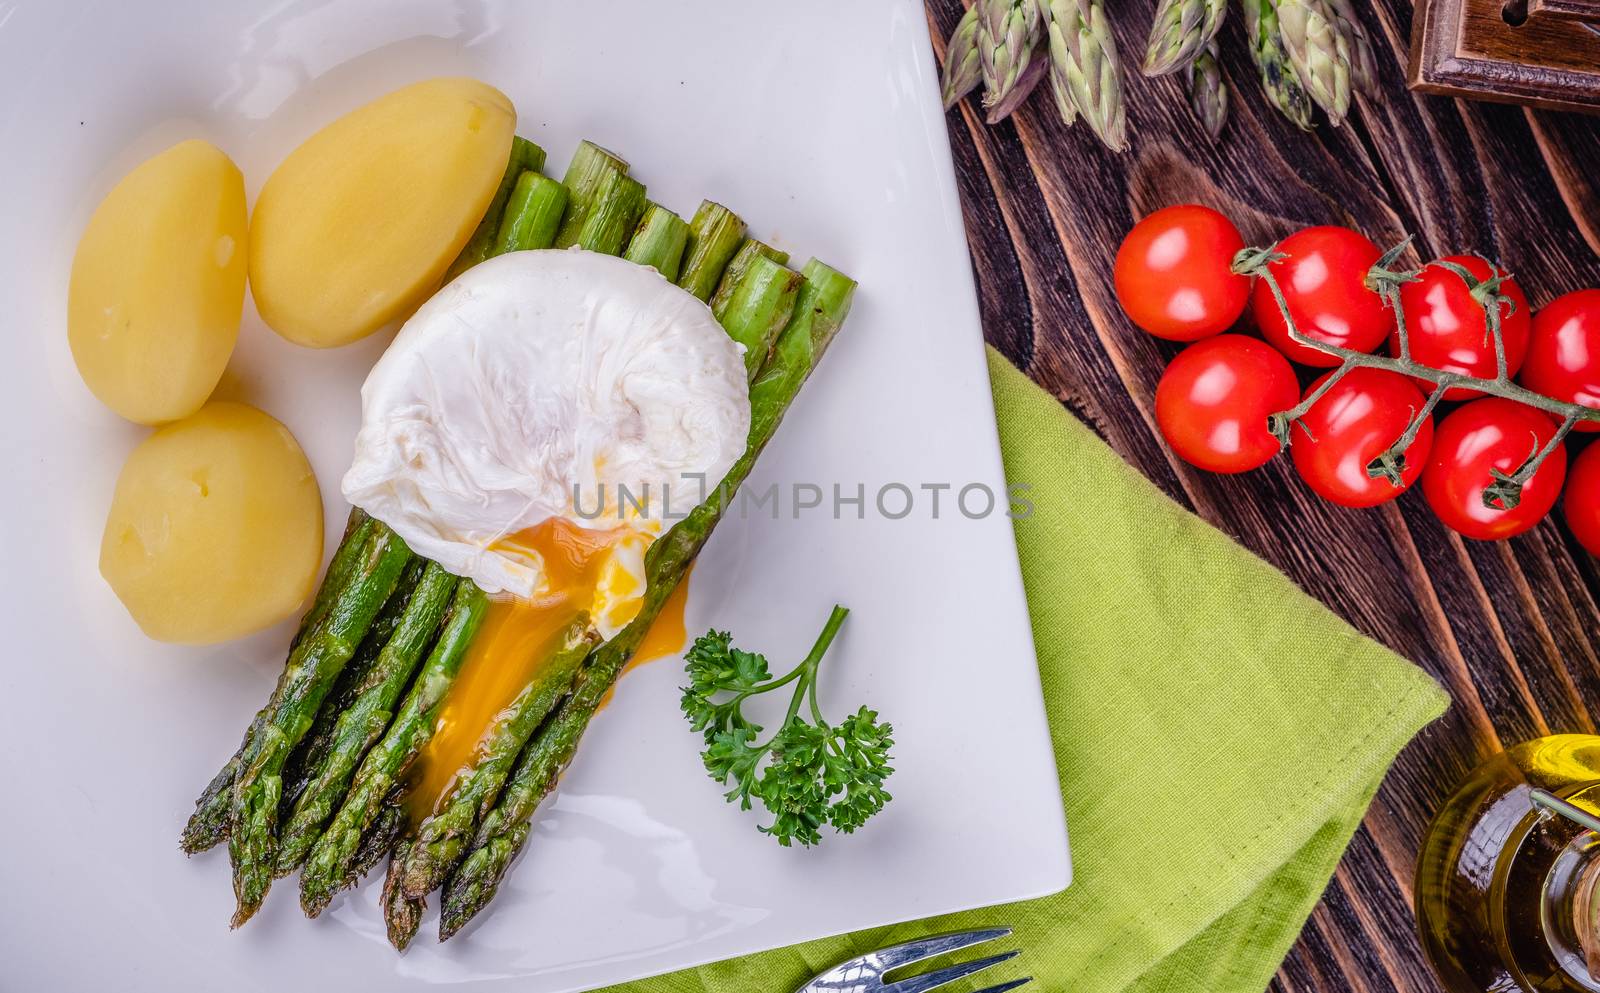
[438,259,857,939]
[301,137,660,916]
[379,231,818,947]
[228,525,414,926]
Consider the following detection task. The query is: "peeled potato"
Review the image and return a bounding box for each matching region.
[68,139,248,424]
[250,77,516,348]
[100,402,323,645]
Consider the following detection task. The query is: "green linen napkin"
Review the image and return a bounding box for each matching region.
[611,346,1449,993]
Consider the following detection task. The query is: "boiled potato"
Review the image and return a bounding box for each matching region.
[250,77,516,348]
[68,140,248,424]
[100,402,323,644]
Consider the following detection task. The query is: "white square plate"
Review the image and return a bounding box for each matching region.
[0,2,1070,990]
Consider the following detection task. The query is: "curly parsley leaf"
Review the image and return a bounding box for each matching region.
[678,606,894,847]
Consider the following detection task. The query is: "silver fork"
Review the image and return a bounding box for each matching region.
[796,927,1032,993]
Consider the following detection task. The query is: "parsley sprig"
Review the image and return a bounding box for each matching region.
[679,605,894,847]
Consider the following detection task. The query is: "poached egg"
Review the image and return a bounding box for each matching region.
[342,249,750,816]
[342,248,749,636]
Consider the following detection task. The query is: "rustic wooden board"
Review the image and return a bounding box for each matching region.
[923,2,1600,990]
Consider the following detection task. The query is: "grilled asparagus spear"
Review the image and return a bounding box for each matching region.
[444,137,546,282]
[552,140,629,248]
[624,202,691,280]
[228,526,414,926]
[678,201,747,301]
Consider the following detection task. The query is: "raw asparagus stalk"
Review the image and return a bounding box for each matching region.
[941,5,983,109]
[438,260,857,940]
[714,255,804,380]
[552,140,629,248]
[274,562,461,875]
[383,617,598,949]
[228,525,415,927]
[281,557,426,816]
[708,239,791,315]
[1187,40,1229,140]
[445,137,546,282]
[677,201,747,301]
[976,0,1043,113]
[180,510,374,853]
[493,171,570,255]
[624,202,691,280]
[299,580,490,918]
[575,167,648,255]
[1244,0,1316,129]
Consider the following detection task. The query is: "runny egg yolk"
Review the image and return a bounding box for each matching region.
[403,517,691,821]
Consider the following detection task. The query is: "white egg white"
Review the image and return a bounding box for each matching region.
[342,249,750,613]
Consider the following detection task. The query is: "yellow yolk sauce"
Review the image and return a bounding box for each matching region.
[402,518,692,821]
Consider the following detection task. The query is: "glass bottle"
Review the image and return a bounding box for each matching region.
[1417,735,1600,993]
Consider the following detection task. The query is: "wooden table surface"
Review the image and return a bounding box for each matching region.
[922,1,1600,990]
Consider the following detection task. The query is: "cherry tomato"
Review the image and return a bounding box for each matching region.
[1566,443,1600,556]
[1290,368,1435,508]
[1519,289,1600,434]
[1421,397,1568,541]
[1155,335,1299,473]
[1251,226,1394,367]
[1391,255,1530,399]
[1114,205,1251,342]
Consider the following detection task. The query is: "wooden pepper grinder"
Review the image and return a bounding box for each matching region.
[1410,0,1600,114]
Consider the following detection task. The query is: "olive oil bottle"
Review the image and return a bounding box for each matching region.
[1417,735,1600,993]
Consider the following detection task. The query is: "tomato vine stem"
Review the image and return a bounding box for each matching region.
[1231,243,1598,510]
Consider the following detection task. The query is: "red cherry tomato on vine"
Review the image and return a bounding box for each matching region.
[1155,335,1299,473]
[1251,226,1394,367]
[1566,444,1600,558]
[1421,397,1568,541]
[1391,255,1530,399]
[1290,368,1435,508]
[1519,289,1600,434]
[1566,443,1600,556]
[1114,205,1251,342]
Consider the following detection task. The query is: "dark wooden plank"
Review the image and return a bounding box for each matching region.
[925,1,1600,990]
